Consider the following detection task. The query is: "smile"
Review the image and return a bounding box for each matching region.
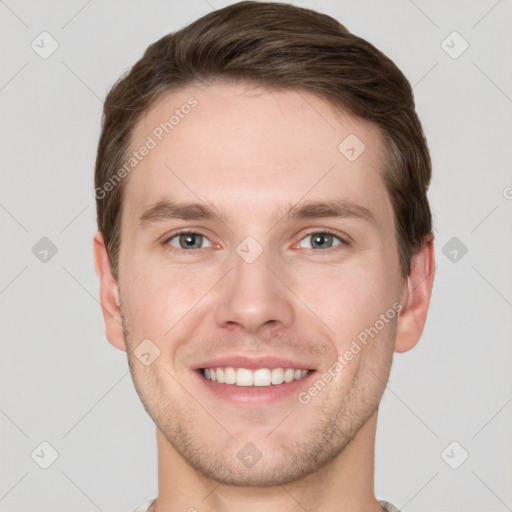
[201,367,310,387]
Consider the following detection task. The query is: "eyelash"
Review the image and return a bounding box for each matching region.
[293,230,349,250]
[161,229,349,253]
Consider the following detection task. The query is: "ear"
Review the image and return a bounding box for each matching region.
[394,235,435,353]
[93,230,126,352]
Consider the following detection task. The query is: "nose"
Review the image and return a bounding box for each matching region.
[213,245,295,335]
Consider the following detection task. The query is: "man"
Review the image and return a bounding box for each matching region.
[93,2,435,511]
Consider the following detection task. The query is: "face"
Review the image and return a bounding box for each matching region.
[115,81,406,486]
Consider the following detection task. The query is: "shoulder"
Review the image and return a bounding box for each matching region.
[379,500,402,512]
[132,498,156,512]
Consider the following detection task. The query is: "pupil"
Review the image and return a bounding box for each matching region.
[181,234,201,249]
[313,234,331,248]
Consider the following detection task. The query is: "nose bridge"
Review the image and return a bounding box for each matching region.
[213,239,294,333]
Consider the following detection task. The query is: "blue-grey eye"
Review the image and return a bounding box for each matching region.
[168,232,211,250]
[298,232,342,249]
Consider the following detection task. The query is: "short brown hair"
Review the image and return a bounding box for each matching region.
[95,0,432,279]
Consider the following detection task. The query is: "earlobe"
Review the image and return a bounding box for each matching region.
[394,236,436,353]
[93,230,127,352]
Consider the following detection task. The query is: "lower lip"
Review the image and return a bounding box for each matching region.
[194,370,316,405]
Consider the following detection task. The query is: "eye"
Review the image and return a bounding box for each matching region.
[165,231,212,250]
[297,231,344,250]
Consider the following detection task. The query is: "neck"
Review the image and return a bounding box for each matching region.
[151,409,384,512]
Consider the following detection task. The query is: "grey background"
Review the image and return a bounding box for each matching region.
[1,0,511,511]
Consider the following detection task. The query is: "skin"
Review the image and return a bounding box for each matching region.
[94,80,435,512]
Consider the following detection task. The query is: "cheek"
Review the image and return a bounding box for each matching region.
[292,261,389,327]
[288,260,399,364]
[120,260,211,338]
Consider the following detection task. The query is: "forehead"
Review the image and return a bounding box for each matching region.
[124,81,391,226]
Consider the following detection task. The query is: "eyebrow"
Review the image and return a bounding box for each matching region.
[138,198,376,229]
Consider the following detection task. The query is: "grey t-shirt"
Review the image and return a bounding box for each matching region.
[132,498,402,511]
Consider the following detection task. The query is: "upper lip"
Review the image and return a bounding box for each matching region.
[193,355,315,371]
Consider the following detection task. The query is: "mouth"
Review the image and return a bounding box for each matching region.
[200,366,310,387]
[192,355,317,404]
[192,357,316,404]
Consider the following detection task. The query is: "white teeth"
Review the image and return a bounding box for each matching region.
[236,368,254,386]
[253,368,271,387]
[224,367,236,384]
[271,368,284,385]
[284,368,295,383]
[201,366,310,387]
